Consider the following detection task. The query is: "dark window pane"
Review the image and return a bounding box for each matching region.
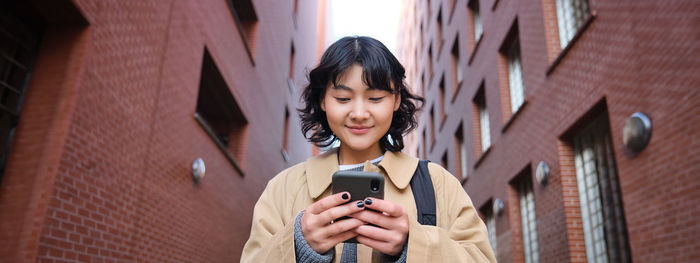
[0,8,42,178]
[195,49,248,175]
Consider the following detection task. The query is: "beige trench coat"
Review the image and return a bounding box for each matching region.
[241,148,496,262]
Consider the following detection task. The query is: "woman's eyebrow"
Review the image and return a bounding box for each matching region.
[366,86,394,92]
[332,84,353,91]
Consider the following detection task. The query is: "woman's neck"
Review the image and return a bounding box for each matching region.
[338,144,383,165]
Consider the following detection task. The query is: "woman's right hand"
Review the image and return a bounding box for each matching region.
[301,192,366,254]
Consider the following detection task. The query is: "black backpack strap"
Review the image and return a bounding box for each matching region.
[410,160,436,226]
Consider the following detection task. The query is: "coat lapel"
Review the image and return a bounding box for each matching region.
[378,151,419,190]
[305,148,339,199]
[304,148,420,199]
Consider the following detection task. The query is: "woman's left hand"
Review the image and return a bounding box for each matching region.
[349,198,409,256]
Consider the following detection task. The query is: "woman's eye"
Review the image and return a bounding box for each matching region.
[334,97,350,102]
[369,96,385,102]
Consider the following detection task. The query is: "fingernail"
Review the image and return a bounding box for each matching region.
[364,198,372,205]
[342,193,349,200]
[356,200,364,208]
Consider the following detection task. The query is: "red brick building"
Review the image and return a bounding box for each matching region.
[0,0,323,261]
[399,0,699,262]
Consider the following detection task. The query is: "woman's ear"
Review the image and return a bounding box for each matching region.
[320,98,326,112]
[393,94,401,111]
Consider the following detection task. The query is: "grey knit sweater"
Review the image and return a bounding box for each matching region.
[293,157,407,262]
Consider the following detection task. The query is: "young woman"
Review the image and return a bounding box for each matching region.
[241,36,496,262]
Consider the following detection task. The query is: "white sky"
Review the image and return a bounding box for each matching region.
[329,0,403,56]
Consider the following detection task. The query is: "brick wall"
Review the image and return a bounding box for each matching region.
[399,0,700,262]
[0,0,320,262]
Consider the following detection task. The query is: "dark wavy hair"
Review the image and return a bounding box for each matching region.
[298,36,424,152]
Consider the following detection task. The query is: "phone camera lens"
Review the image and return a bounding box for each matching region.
[370,179,380,192]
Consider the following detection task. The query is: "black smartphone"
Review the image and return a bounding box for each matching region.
[331,170,385,243]
[332,170,384,203]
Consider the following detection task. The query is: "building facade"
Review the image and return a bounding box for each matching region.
[399,0,699,262]
[0,0,321,261]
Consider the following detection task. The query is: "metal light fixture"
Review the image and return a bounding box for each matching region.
[535,161,550,186]
[623,112,652,153]
[281,149,289,162]
[493,198,504,217]
[192,158,206,183]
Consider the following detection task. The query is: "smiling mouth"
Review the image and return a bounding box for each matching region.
[347,126,372,134]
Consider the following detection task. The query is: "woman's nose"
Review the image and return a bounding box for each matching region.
[349,101,370,120]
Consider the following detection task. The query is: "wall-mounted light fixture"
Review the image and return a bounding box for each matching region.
[192,158,206,183]
[623,112,652,153]
[281,149,289,162]
[535,161,550,186]
[493,198,504,217]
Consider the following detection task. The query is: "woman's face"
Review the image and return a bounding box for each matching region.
[321,64,401,154]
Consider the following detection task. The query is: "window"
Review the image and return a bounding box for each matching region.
[573,114,631,263]
[292,0,299,26]
[289,43,295,80]
[288,43,296,93]
[468,0,483,43]
[480,104,490,152]
[293,0,299,16]
[454,124,468,180]
[226,0,259,63]
[422,129,427,159]
[0,11,42,178]
[426,0,432,25]
[420,22,424,51]
[438,75,446,125]
[421,71,426,96]
[556,0,590,48]
[428,43,434,80]
[473,86,490,154]
[429,105,436,147]
[481,202,497,257]
[518,174,540,263]
[499,21,526,127]
[412,47,417,75]
[450,36,462,96]
[505,35,524,113]
[441,151,448,171]
[282,108,290,154]
[487,209,497,257]
[436,7,444,54]
[195,49,248,175]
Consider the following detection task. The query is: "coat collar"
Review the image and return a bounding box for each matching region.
[306,148,420,199]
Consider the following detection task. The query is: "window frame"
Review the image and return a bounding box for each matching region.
[545,0,596,75]
[506,36,525,114]
[468,0,483,43]
[195,49,248,176]
[479,100,491,152]
[555,0,591,49]
[572,113,632,263]
[519,175,540,263]
[487,205,497,256]
[454,124,468,182]
[226,0,259,65]
[0,10,43,179]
